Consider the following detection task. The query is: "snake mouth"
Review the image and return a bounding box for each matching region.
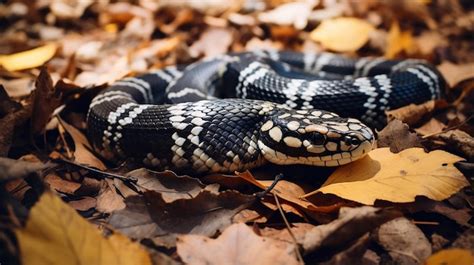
[258,139,373,167]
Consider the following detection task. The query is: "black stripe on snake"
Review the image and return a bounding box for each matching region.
[87,51,445,174]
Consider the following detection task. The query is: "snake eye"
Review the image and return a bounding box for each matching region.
[311,133,326,145]
[344,136,361,146]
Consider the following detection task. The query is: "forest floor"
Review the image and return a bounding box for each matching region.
[0,0,473,264]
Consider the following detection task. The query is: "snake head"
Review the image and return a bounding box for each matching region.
[257,109,375,167]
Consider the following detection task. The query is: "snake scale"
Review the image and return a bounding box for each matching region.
[87,51,445,174]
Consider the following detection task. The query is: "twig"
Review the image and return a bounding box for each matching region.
[52,158,137,184]
[255,173,284,199]
[422,114,473,139]
[274,193,304,264]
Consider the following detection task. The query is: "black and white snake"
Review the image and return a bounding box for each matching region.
[87,51,445,174]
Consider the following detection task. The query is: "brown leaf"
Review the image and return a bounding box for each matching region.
[58,117,106,170]
[386,100,436,126]
[177,223,299,265]
[108,190,255,245]
[0,157,49,182]
[124,168,219,202]
[437,62,474,88]
[95,181,125,213]
[414,118,446,136]
[385,21,416,59]
[258,1,315,29]
[68,196,97,212]
[438,129,474,160]
[377,119,422,153]
[44,174,81,194]
[189,27,233,58]
[300,207,400,256]
[374,217,432,264]
[237,171,343,214]
[30,67,62,134]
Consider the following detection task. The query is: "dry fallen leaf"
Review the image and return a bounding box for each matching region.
[189,27,233,58]
[310,17,376,52]
[0,43,58,72]
[437,62,474,88]
[377,120,422,153]
[375,217,432,264]
[385,21,416,59]
[15,191,152,265]
[0,157,49,182]
[304,148,469,205]
[177,223,299,265]
[386,100,437,127]
[109,190,255,243]
[258,1,316,30]
[58,118,106,170]
[424,248,473,265]
[237,171,343,213]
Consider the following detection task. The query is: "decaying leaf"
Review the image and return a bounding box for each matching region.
[31,68,62,134]
[125,168,219,202]
[58,118,106,170]
[0,43,58,72]
[177,223,299,265]
[385,100,437,127]
[424,248,473,265]
[438,129,474,161]
[15,192,152,265]
[377,120,422,153]
[374,217,432,264]
[304,148,469,205]
[109,190,255,242]
[437,62,474,88]
[310,17,376,52]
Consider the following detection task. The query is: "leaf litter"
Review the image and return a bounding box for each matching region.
[0,0,473,264]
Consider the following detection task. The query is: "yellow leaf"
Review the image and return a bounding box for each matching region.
[310,17,375,52]
[0,43,58,72]
[303,148,468,205]
[425,248,473,265]
[385,21,416,59]
[15,192,151,265]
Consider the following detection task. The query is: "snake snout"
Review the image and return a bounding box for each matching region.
[258,109,375,167]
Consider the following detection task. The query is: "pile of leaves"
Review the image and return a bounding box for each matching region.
[0,0,473,264]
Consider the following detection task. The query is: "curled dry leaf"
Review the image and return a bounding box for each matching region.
[304,148,469,205]
[15,192,152,265]
[386,100,436,126]
[374,217,432,264]
[377,119,422,153]
[177,223,299,265]
[310,17,375,52]
[58,118,106,170]
[438,129,474,161]
[50,0,94,19]
[0,43,58,72]
[31,68,62,134]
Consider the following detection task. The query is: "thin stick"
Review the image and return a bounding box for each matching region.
[274,193,304,264]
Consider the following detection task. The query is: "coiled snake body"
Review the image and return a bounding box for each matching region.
[87,51,445,174]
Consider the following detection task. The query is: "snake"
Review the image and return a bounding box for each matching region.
[87,50,445,174]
